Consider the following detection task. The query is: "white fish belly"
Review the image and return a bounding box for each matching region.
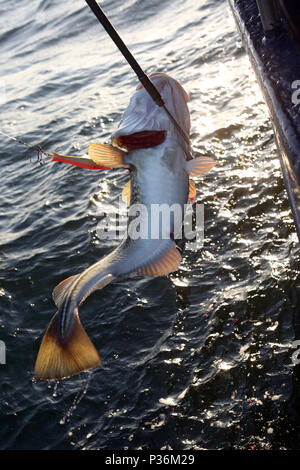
[129,144,189,239]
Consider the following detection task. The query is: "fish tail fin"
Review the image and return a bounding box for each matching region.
[34,308,101,381]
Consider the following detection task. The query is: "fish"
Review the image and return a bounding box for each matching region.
[34,72,216,380]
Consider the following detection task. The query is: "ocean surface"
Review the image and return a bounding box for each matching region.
[1,0,300,451]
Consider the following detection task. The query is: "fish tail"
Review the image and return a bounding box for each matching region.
[35,271,115,380]
[34,306,101,381]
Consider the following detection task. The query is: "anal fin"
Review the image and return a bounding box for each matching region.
[136,242,182,277]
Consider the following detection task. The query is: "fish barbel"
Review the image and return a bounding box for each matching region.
[34,73,216,380]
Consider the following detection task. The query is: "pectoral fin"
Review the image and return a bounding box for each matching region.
[187,157,216,177]
[88,143,128,168]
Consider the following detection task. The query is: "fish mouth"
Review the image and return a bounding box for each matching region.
[112,72,191,150]
[113,130,167,150]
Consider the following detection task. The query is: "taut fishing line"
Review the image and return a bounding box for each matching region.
[0,129,50,165]
[1,1,192,165]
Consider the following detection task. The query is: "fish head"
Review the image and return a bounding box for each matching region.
[141,72,190,134]
[112,72,190,151]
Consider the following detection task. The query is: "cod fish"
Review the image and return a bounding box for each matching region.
[34,72,216,380]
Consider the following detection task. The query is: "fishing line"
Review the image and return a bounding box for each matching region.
[1,2,192,165]
[0,129,50,165]
[84,0,192,157]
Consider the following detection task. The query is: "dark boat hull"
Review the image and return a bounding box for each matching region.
[228,0,300,242]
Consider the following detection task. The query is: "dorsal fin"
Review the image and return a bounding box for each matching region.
[52,275,78,308]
